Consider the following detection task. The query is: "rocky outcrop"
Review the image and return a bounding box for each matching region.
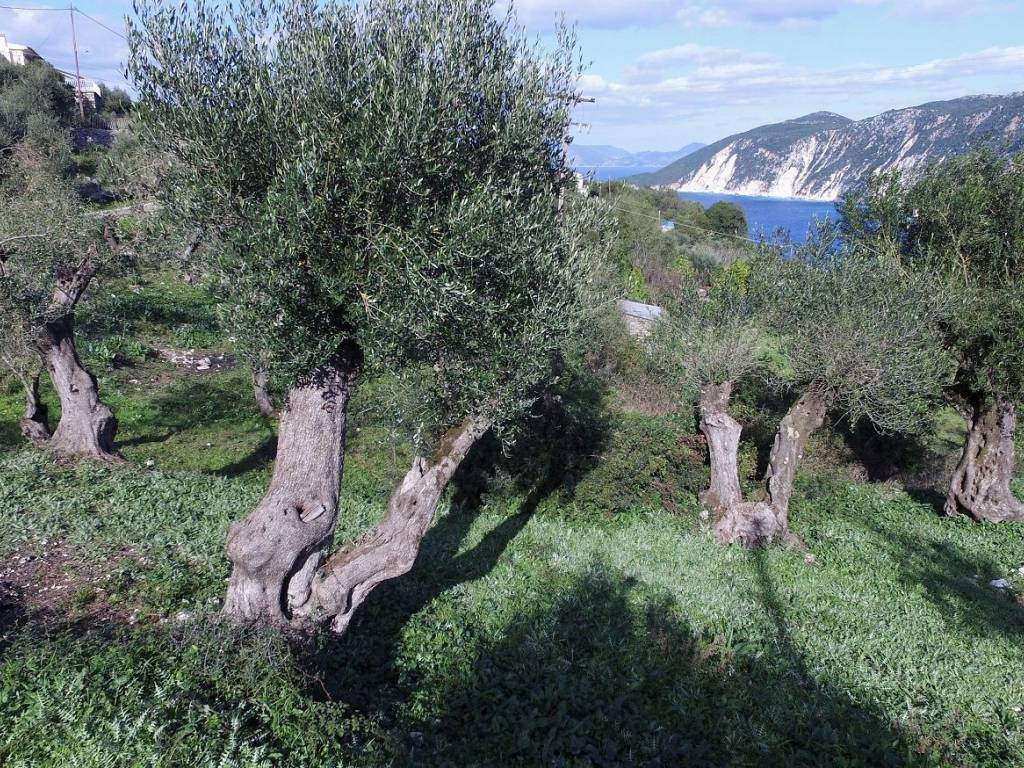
[632,94,1024,200]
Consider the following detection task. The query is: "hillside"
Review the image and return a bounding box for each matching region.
[570,142,704,169]
[632,94,1024,200]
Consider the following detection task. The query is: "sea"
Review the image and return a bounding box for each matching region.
[677,191,839,245]
[578,165,839,245]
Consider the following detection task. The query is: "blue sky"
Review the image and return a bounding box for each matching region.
[3,0,1022,150]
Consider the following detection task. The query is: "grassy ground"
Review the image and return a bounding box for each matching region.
[0,270,1022,767]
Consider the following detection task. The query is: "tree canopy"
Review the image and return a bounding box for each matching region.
[839,148,1024,405]
[130,0,590,427]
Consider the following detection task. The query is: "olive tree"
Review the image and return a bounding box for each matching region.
[651,266,763,514]
[841,150,1024,522]
[0,141,122,459]
[130,0,604,631]
[655,231,952,546]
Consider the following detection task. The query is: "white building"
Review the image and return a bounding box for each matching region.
[61,73,103,112]
[0,33,42,66]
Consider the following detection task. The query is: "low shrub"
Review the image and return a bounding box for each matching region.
[569,412,705,517]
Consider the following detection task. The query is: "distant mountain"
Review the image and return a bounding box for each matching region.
[570,142,704,169]
[631,94,1024,200]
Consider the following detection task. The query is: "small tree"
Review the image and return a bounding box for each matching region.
[0,141,122,459]
[655,230,952,546]
[0,59,76,148]
[651,265,762,514]
[131,0,604,630]
[705,201,748,239]
[840,150,1024,522]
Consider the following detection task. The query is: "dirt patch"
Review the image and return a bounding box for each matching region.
[156,348,237,374]
[0,540,140,633]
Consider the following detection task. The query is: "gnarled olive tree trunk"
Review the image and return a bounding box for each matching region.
[223,355,359,622]
[34,238,120,461]
[305,416,489,634]
[944,396,1024,522]
[41,315,119,461]
[698,381,742,513]
[713,389,832,547]
[19,372,51,443]
[253,366,277,419]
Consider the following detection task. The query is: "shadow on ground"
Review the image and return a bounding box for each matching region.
[854,517,1024,639]
[333,551,915,766]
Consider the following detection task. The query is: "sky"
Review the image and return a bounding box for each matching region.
[2,0,1022,151]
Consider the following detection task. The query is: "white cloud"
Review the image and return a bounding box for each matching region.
[502,0,991,30]
[501,0,677,29]
[626,44,774,80]
[579,44,1024,136]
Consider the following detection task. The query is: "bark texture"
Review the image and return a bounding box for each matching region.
[36,237,119,460]
[223,359,358,622]
[944,397,1024,522]
[19,372,51,442]
[253,366,277,419]
[42,316,119,460]
[307,417,490,635]
[714,389,832,547]
[698,381,742,513]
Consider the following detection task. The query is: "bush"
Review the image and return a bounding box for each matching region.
[82,334,153,368]
[569,412,705,517]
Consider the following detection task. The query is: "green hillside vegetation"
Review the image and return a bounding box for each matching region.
[0,2,1022,766]
[589,180,750,301]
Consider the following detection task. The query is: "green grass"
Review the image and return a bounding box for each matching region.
[1,438,1022,766]
[1,268,1023,766]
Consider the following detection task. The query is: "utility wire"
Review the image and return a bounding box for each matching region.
[602,201,762,245]
[73,6,127,41]
[0,4,128,40]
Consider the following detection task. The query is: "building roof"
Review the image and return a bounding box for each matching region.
[0,33,42,63]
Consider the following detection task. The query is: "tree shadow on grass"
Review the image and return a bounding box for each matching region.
[115,375,272,451]
[394,556,914,767]
[216,435,277,478]
[854,518,1024,639]
[301,378,614,706]
[302,462,550,711]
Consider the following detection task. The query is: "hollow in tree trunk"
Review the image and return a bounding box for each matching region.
[20,372,51,443]
[713,389,832,547]
[944,396,1024,523]
[41,316,119,461]
[223,352,360,623]
[305,416,490,634]
[698,381,742,514]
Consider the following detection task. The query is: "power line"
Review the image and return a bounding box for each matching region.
[603,201,761,245]
[0,3,65,11]
[0,4,128,40]
[74,6,127,41]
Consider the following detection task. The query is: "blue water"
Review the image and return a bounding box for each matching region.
[677,191,838,244]
[577,165,660,181]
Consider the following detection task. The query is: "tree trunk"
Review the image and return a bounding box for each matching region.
[306,416,490,635]
[253,366,277,419]
[223,355,359,623]
[41,316,119,461]
[698,381,742,514]
[19,372,51,443]
[944,396,1024,522]
[714,389,832,547]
